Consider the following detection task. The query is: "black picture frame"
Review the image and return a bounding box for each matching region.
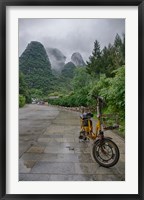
[0,0,144,199]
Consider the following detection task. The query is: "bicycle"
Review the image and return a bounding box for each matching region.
[79,96,120,168]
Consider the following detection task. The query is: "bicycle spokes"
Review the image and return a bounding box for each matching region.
[93,138,120,167]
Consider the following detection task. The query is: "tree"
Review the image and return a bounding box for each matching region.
[19,72,27,95]
[72,67,91,91]
[30,88,43,99]
[86,40,102,77]
[113,34,125,68]
[100,44,116,77]
[19,95,26,107]
[107,66,125,119]
[19,72,31,103]
[86,34,125,78]
[61,62,76,79]
[92,40,101,59]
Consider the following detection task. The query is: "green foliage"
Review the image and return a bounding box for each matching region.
[84,34,125,135]
[30,88,43,99]
[86,40,102,76]
[106,66,125,119]
[19,72,27,95]
[48,91,60,97]
[48,67,92,107]
[48,92,88,107]
[19,41,53,95]
[86,34,125,77]
[89,67,125,116]
[72,67,92,90]
[49,69,74,94]
[61,62,76,78]
[19,72,31,103]
[19,95,26,107]
[88,66,125,134]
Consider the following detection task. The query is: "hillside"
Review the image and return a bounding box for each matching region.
[61,62,76,79]
[19,41,53,94]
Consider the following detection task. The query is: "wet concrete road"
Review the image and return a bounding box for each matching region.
[19,104,125,181]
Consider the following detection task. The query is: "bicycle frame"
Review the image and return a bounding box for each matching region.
[80,96,106,141]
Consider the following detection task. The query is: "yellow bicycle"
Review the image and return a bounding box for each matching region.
[79,96,120,168]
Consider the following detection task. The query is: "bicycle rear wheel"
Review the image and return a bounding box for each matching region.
[92,138,120,168]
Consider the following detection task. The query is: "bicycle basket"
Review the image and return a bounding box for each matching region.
[101,114,119,130]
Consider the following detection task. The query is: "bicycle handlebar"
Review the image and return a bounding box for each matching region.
[92,95,104,103]
[91,95,105,117]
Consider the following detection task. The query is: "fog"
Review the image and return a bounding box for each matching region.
[19,18,125,62]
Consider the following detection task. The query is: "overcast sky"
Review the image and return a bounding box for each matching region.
[19,18,125,62]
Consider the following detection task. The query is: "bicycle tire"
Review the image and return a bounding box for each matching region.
[92,138,120,168]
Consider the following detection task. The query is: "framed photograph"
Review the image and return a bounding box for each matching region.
[0,0,144,199]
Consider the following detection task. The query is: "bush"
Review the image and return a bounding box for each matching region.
[19,95,26,107]
[48,92,88,107]
[25,95,32,103]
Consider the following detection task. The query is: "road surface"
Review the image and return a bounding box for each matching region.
[19,104,125,181]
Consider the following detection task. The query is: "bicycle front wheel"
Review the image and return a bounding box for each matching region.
[92,138,120,168]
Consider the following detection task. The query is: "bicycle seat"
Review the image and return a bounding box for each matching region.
[80,112,93,119]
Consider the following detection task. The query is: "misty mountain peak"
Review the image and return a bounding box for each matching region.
[46,47,66,71]
[71,52,85,66]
